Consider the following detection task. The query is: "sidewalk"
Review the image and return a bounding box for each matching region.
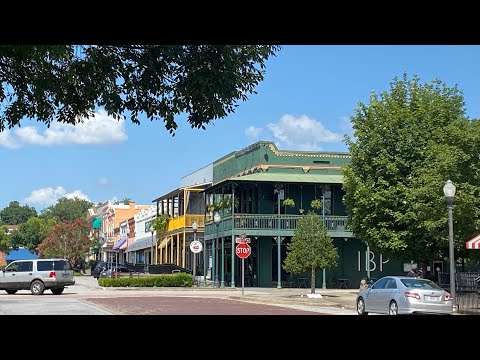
[228,287,358,310]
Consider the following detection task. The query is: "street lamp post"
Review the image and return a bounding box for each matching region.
[443,179,457,313]
[322,190,326,289]
[97,229,100,261]
[192,220,198,284]
[150,227,155,273]
[201,222,207,286]
[214,212,221,288]
[221,234,225,288]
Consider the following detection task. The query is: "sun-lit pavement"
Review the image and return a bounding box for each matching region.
[0,275,359,315]
[82,296,331,315]
[73,275,359,315]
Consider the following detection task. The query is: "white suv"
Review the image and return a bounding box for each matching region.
[0,258,75,295]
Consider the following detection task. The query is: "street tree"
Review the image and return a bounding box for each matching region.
[115,198,131,205]
[0,227,11,253]
[37,218,93,264]
[283,209,339,294]
[40,197,93,222]
[0,45,280,134]
[343,73,480,270]
[9,217,56,252]
[0,201,37,225]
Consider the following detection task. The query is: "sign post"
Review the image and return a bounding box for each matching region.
[235,236,251,295]
[190,240,202,286]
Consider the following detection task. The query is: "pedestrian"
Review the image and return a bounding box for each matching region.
[359,278,368,290]
[408,266,422,277]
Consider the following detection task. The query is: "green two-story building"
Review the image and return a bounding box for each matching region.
[202,141,404,288]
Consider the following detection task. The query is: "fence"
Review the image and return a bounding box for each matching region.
[126,263,192,275]
[438,272,480,314]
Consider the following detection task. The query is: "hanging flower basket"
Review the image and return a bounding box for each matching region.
[283,198,295,207]
[311,198,322,210]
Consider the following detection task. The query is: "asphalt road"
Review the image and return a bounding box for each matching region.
[0,275,356,315]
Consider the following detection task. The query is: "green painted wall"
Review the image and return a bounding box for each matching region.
[250,236,405,289]
[333,185,346,216]
[320,238,405,288]
[257,237,272,287]
[257,184,274,213]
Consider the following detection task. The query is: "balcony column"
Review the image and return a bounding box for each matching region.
[275,184,284,289]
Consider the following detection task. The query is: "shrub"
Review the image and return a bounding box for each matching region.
[97,273,194,287]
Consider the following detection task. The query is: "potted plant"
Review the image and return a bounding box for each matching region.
[283,198,295,207]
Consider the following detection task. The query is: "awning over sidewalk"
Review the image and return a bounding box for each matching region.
[126,237,153,252]
[113,237,127,250]
[466,234,480,249]
[159,237,170,249]
[119,240,128,250]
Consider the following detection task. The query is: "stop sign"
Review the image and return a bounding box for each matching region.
[236,243,251,259]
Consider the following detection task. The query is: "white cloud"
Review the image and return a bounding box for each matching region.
[244,126,263,139]
[0,109,127,149]
[98,177,109,186]
[266,114,343,151]
[24,186,91,208]
[0,131,20,149]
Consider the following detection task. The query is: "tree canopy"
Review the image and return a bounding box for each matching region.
[0,45,280,134]
[115,198,131,205]
[0,201,37,225]
[9,216,56,252]
[343,74,480,266]
[40,197,93,222]
[37,218,93,264]
[283,210,338,294]
[0,227,11,253]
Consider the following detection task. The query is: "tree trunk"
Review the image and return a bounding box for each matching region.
[311,265,316,294]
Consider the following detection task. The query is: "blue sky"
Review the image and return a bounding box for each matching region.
[2,45,480,212]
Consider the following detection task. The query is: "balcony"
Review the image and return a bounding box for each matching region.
[165,214,205,232]
[204,213,351,240]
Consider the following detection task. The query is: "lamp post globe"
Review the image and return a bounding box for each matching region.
[443,180,456,199]
[443,179,456,313]
[213,212,221,288]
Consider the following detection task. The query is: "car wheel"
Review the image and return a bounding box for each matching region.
[5,290,17,295]
[30,280,45,295]
[389,300,399,315]
[51,288,64,295]
[357,297,368,315]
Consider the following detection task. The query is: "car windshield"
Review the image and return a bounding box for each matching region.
[401,278,442,290]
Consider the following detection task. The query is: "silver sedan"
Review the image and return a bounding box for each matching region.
[356,276,453,315]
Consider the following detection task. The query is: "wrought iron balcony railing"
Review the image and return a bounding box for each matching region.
[204,213,350,239]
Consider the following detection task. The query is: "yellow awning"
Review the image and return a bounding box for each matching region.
[160,237,170,249]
